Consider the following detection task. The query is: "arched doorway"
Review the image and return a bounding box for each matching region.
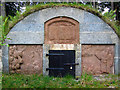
[44,17,80,77]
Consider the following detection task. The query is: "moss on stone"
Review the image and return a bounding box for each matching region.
[4,3,120,38]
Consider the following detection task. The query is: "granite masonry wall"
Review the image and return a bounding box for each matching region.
[2,7,120,76]
[0,47,2,72]
[0,46,2,90]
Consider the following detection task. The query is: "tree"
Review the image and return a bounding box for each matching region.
[91,1,120,23]
[0,0,6,16]
[113,2,120,22]
[0,0,6,47]
[5,1,39,17]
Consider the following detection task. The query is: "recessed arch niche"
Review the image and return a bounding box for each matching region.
[44,17,79,44]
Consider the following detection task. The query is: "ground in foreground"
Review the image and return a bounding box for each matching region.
[2,73,119,88]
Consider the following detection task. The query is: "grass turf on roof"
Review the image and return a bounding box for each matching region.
[4,3,120,38]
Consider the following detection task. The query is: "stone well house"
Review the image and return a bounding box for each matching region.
[2,6,120,77]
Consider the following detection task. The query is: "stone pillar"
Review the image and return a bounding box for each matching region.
[0,48,2,72]
[0,48,2,90]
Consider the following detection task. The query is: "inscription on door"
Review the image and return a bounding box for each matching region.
[45,17,79,44]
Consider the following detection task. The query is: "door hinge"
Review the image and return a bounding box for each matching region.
[64,63,79,66]
[46,53,64,56]
[46,68,65,70]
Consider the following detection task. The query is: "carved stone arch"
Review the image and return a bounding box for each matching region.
[44,16,79,44]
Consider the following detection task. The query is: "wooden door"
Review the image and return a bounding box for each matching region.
[47,50,75,77]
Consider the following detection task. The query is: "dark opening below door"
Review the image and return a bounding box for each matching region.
[47,50,75,77]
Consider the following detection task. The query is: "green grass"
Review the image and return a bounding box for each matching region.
[2,73,119,88]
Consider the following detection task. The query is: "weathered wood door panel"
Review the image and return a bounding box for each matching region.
[45,17,79,44]
[9,45,43,74]
[47,50,75,77]
[82,45,114,75]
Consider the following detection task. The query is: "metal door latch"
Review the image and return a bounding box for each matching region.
[70,66,72,70]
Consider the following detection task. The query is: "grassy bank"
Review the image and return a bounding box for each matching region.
[1,3,120,46]
[2,73,119,88]
[2,3,120,37]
